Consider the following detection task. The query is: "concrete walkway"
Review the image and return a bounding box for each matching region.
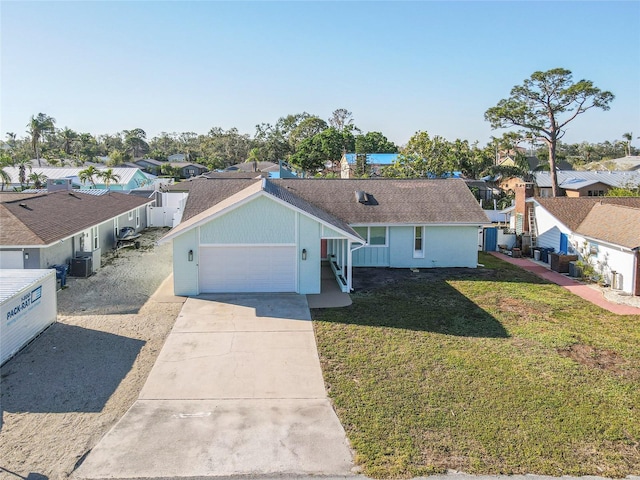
[75,293,354,479]
[307,263,352,308]
[490,252,640,315]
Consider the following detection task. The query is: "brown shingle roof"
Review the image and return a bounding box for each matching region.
[576,203,640,249]
[534,197,640,231]
[180,178,489,225]
[271,178,489,224]
[0,191,154,246]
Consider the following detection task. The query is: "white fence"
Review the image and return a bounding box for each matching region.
[148,206,182,228]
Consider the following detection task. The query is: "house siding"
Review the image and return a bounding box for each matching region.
[199,196,295,244]
[352,244,390,267]
[173,229,199,296]
[298,213,321,294]
[570,233,635,294]
[352,225,479,269]
[533,204,571,252]
[423,226,479,268]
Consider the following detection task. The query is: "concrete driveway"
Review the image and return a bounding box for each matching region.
[75,293,354,479]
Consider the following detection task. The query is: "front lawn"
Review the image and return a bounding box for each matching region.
[312,253,640,478]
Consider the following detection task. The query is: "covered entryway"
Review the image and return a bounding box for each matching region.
[199,245,296,293]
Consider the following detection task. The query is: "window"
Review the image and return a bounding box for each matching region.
[135,208,140,228]
[414,226,424,258]
[353,226,387,247]
[92,227,99,250]
[369,227,386,245]
[128,210,134,221]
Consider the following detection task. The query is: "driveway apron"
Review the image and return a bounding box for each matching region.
[75,293,354,479]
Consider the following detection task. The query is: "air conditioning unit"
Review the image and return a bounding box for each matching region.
[70,256,93,278]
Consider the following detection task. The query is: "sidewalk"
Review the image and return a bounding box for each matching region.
[489,252,640,315]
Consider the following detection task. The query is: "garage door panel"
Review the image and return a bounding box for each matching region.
[199,246,296,293]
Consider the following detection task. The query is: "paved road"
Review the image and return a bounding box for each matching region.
[74,293,354,479]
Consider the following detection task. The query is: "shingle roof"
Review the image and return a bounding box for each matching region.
[179,178,489,225]
[0,191,154,246]
[576,203,640,249]
[533,197,640,231]
[160,180,361,244]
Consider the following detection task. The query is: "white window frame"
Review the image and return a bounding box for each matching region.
[128,210,134,221]
[413,226,425,258]
[135,208,140,228]
[353,226,388,247]
[92,226,99,250]
[114,217,119,239]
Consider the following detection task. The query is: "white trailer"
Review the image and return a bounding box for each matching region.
[1,269,57,365]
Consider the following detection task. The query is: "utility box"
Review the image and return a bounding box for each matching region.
[1,269,57,365]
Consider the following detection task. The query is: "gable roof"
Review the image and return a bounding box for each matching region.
[178,178,489,226]
[0,191,154,246]
[575,203,640,250]
[160,179,360,244]
[533,196,640,231]
[225,161,278,172]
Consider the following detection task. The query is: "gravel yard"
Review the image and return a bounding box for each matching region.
[0,228,183,480]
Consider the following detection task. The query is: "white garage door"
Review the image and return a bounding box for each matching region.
[199,246,296,293]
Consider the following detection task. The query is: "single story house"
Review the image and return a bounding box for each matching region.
[134,158,165,175]
[2,167,152,191]
[0,190,154,271]
[533,171,640,197]
[517,188,640,295]
[159,178,490,295]
[169,162,209,179]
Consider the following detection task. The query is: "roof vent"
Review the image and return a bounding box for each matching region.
[355,190,368,204]
[19,203,28,208]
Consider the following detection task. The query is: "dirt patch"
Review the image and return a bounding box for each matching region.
[0,227,183,479]
[558,344,636,380]
[352,266,495,293]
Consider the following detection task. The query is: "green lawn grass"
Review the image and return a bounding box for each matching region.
[312,253,640,478]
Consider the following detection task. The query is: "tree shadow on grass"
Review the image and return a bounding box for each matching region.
[315,278,510,338]
[0,323,144,421]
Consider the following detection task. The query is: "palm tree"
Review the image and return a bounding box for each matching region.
[622,132,633,157]
[0,152,12,190]
[78,165,100,188]
[59,127,78,156]
[27,172,48,189]
[98,168,121,190]
[27,113,56,167]
[13,157,32,188]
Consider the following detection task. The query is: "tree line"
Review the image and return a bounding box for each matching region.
[1,70,636,194]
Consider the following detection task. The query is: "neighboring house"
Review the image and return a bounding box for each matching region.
[513,184,640,295]
[159,178,490,296]
[534,171,640,197]
[0,190,154,271]
[135,158,165,175]
[340,153,398,178]
[167,162,209,179]
[2,167,152,191]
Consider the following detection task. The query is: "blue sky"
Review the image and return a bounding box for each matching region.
[2,1,639,147]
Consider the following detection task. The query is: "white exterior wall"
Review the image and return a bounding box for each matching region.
[1,270,57,365]
[570,233,635,294]
[533,204,571,251]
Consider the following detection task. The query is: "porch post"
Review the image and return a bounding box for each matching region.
[347,240,352,292]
